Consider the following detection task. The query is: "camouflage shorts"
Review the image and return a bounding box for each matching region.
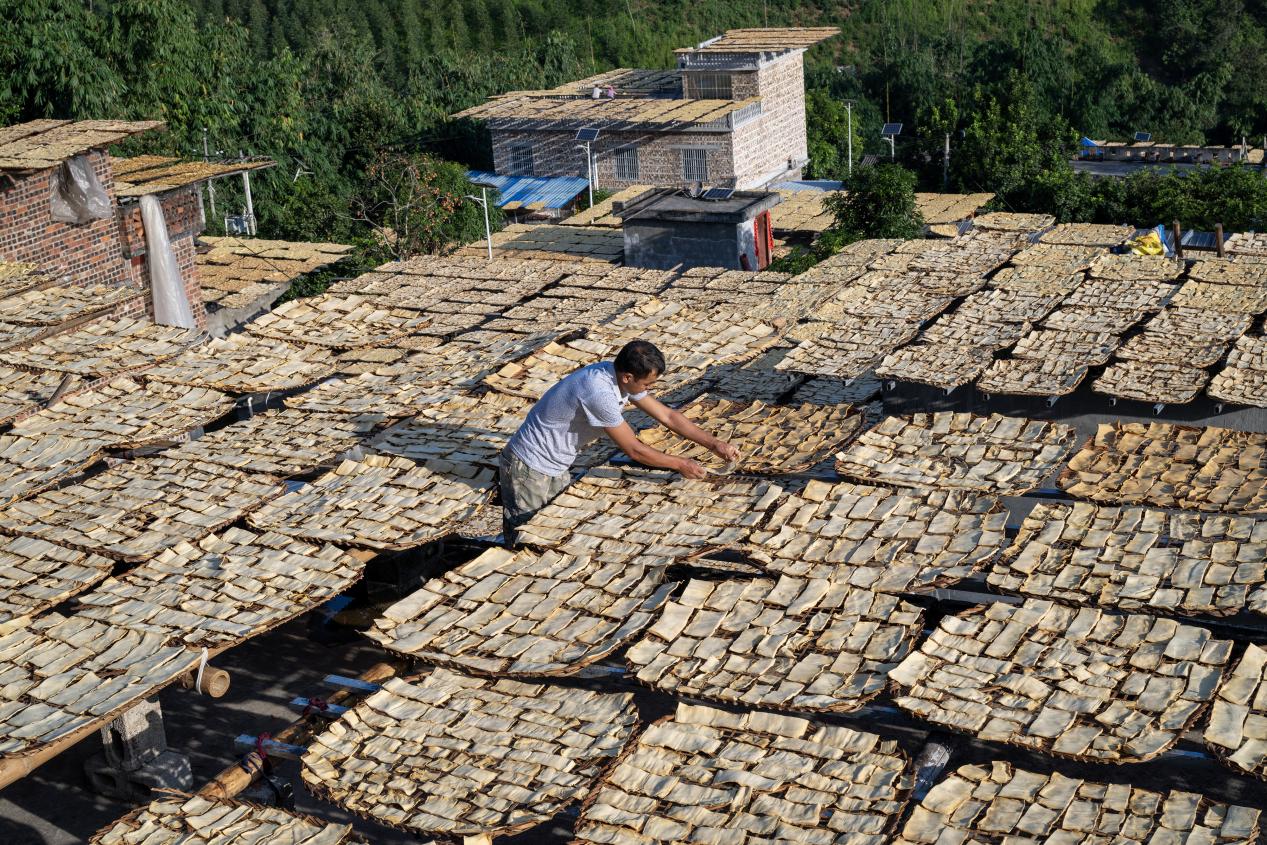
[499,447,571,546]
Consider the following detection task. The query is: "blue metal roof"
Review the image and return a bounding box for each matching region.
[770,179,844,192]
[467,170,589,210]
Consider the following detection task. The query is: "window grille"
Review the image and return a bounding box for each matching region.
[691,72,733,100]
[614,146,640,181]
[681,148,709,182]
[507,145,534,175]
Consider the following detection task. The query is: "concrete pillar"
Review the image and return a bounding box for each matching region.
[84,699,192,800]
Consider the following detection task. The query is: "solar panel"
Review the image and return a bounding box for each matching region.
[1134,132,1152,142]
[701,187,735,201]
[881,123,903,137]
[575,128,601,142]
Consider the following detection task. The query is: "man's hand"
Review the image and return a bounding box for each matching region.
[676,457,708,479]
[710,440,741,462]
[605,421,708,479]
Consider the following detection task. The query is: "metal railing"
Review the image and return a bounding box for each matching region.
[678,52,760,70]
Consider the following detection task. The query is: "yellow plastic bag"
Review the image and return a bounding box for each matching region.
[1129,231,1164,255]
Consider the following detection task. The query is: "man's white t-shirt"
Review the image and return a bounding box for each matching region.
[507,362,647,476]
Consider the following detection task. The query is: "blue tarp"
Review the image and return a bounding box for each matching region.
[467,170,589,210]
[1079,136,1098,148]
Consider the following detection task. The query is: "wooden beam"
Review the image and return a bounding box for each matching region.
[197,661,401,801]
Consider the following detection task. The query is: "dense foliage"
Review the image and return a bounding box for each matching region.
[1,0,1265,262]
[1022,166,1267,231]
[769,164,925,273]
[825,164,925,240]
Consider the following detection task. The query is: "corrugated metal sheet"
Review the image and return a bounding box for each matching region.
[468,170,589,211]
[1182,230,1222,251]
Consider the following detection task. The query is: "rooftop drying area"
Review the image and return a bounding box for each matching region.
[0,119,163,171]
[109,155,275,198]
[1,199,1267,837]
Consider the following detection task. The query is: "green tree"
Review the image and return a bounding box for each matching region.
[102,0,247,154]
[0,0,122,120]
[947,72,1071,203]
[351,152,504,262]
[246,0,269,56]
[804,89,866,180]
[822,163,925,247]
[1017,165,1104,224]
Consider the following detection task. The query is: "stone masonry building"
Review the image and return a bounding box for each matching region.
[455,28,838,191]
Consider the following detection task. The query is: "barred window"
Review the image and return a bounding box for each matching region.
[681,148,709,183]
[507,144,534,176]
[691,72,733,100]
[614,146,640,181]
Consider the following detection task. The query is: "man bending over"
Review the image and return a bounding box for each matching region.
[499,339,740,545]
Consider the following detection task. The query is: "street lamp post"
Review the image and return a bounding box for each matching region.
[845,100,854,177]
[464,185,495,262]
[576,142,594,207]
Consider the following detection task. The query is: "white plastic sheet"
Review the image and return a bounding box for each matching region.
[49,155,111,224]
[140,194,196,328]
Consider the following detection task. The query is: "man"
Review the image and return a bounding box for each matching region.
[499,339,740,545]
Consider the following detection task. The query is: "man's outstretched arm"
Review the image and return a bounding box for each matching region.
[604,421,708,479]
[631,394,740,461]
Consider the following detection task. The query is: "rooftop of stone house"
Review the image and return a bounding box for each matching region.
[0,119,163,172]
[674,26,841,54]
[453,92,761,127]
[452,27,839,127]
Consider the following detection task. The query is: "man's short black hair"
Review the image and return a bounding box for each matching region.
[614,340,665,379]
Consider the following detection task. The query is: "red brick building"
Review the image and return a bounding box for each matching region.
[0,120,273,330]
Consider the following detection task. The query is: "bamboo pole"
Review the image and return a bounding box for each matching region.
[197,661,400,801]
[0,719,111,790]
[178,665,231,698]
[0,645,237,790]
[0,550,388,791]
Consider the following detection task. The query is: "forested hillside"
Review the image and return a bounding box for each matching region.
[2,0,1265,250]
[185,0,1267,145]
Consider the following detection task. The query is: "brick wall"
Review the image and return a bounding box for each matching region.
[595,132,737,189]
[730,71,760,100]
[492,128,739,190]
[731,52,808,189]
[116,187,204,258]
[0,150,129,288]
[119,199,207,329]
[0,153,208,329]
